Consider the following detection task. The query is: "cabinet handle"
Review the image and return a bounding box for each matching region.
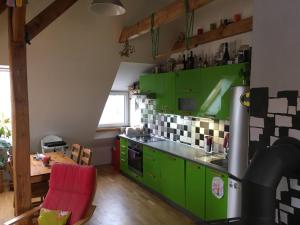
[168,156,177,161]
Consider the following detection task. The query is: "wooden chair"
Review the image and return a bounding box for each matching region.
[4,164,97,225]
[80,148,92,166]
[7,156,48,205]
[70,144,83,164]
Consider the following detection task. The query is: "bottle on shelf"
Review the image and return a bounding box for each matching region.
[222,42,230,65]
[183,54,187,70]
[188,51,195,69]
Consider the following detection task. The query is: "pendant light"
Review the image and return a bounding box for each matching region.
[90,0,126,16]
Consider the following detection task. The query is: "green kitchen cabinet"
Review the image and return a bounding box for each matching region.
[140,74,159,95]
[175,63,247,119]
[205,168,228,221]
[186,161,206,219]
[143,146,161,193]
[140,73,176,114]
[155,72,176,114]
[120,138,128,173]
[159,152,185,208]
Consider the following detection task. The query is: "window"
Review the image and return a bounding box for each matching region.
[0,66,12,140]
[99,92,129,128]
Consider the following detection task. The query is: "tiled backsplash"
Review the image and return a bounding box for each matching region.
[250,88,300,225]
[134,96,230,153]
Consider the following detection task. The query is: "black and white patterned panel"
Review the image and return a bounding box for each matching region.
[135,96,230,152]
[250,88,300,225]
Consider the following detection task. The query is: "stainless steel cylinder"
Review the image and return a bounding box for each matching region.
[228,86,250,179]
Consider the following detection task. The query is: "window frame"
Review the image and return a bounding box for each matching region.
[98,91,129,128]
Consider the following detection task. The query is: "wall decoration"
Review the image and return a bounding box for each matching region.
[250,87,300,225]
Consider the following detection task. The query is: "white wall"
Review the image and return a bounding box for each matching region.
[251,0,300,95]
[0,0,180,166]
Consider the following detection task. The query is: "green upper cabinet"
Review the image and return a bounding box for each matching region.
[140,74,159,94]
[159,152,186,208]
[175,63,247,119]
[140,72,176,114]
[186,161,206,219]
[140,63,248,119]
[205,168,228,221]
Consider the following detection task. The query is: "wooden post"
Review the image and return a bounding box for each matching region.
[8,6,32,224]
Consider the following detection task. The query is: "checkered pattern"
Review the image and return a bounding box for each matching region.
[250,88,300,225]
[135,96,230,153]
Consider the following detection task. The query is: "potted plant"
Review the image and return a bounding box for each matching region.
[0,113,12,192]
[0,113,11,140]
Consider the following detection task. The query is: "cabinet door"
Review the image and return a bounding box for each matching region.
[143,146,161,193]
[156,72,176,114]
[175,69,203,93]
[205,168,228,221]
[140,74,158,94]
[160,152,185,208]
[198,64,246,118]
[186,161,206,219]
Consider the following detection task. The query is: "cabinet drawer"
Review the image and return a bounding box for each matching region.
[120,138,128,148]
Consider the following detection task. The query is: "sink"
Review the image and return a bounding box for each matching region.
[210,158,228,168]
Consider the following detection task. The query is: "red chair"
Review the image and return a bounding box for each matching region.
[5,164,97,225]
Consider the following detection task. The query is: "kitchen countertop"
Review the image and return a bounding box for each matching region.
[119,134,228,174]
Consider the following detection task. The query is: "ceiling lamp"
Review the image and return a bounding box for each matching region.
[90,0,126,16]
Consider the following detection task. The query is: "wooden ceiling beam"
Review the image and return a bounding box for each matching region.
[25,0,80,41]
[119,0,214,43]
[0,0,7,15]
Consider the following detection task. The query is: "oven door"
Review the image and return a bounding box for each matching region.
[128,147,143,175]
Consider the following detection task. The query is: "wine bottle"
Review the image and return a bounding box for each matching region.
[189,51,195,69]
[183,54,187,70]
[223,42,230,65]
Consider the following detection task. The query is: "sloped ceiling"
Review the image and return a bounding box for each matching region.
[0,0,180,151]
[112,62,153,91]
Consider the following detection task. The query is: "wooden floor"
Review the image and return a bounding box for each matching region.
[0,166,196,225]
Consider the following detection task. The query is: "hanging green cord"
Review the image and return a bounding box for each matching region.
[183,0,195,49]
[151,13,160,59]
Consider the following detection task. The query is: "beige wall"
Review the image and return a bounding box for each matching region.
[0,0,253,165]
[0,0,179,165]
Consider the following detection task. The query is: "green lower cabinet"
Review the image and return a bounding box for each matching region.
[160,152,185,208]
[143,146,161,193]
[185,161,206,219]
[205,168,228,221]
[120,138,128,173]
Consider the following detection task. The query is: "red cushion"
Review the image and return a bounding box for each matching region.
[42,164,96,225]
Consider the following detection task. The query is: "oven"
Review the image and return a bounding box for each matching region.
[128,141,143,175]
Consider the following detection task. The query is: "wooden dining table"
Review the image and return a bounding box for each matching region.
[30,152,76,184]
[30,152,76,203]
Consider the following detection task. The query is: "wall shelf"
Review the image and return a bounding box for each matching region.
[156,17,253,60]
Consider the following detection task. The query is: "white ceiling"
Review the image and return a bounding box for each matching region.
[112,62,153,91]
